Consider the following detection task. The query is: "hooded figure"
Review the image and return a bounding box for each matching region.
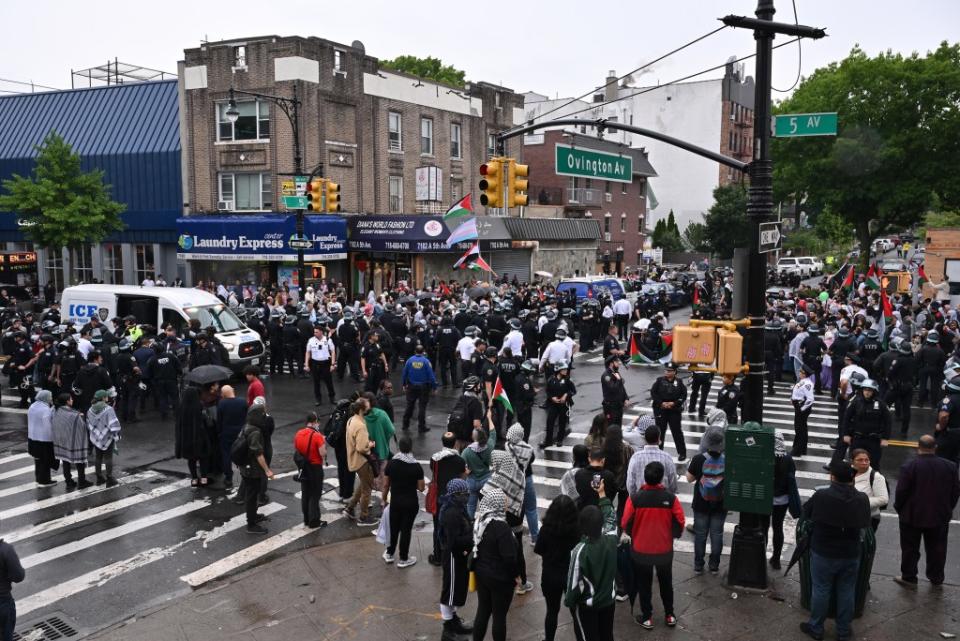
[27,389,56,485]
[87,388,121,486]
[175,387,212,485]
[438,478,474,636]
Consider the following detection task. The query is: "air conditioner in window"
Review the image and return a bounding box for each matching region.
[604,232,611,242]
[217,200,235,211]
[605,193,612,202]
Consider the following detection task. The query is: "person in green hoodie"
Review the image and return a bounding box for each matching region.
[362,392,396,463]
[565,479,618,641]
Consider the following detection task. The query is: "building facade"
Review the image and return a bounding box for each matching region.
[0,80,182,290]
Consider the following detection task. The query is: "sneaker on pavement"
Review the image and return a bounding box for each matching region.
[615,592,629,602]
[356,517,379,527]
[396,556,417,568]
[246,524,268,535]
[636,616,654,630]
[665,614,677,627]
[515,581,534,595]
[341,508,356,520]
[382,550,395,564]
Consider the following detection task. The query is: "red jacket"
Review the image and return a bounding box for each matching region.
[621,484,685,564]
[246,378,265,406]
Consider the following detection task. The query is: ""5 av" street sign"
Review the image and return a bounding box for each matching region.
[773,112,838,138]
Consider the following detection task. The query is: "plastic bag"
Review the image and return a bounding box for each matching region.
[375,504,391,545]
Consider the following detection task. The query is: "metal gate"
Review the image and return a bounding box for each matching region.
[489,250,531,283]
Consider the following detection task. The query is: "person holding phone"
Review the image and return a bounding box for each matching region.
[573,449,617,511]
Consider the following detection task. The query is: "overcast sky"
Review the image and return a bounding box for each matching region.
[2,0,958,99]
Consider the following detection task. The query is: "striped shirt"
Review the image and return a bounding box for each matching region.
[626,445,678,497]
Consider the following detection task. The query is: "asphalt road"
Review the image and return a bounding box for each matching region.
[0,297,955,639]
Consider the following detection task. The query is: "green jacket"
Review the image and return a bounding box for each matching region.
[461,428,497,479]
[564,497,618,610]
[365,407,395,461]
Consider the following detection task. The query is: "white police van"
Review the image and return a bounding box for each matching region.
[60,285,264,371]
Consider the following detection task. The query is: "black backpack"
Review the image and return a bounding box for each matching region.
[324,400,351,447]
[229,430,249,466]
[446,394,475,441]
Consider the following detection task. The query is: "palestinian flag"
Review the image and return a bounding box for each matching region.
[841,264,855,292]
[879,287,894,348]
[453,242,480,269]
[917,264,929,287]
[467,255,496,275]
[443,194,473,220]
[866,263,881,291]
[492,377,513,413]
[629,333,674,366]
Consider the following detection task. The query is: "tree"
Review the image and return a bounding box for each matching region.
[651,210,684,252]
[773,43,960,272]
[0,131,125,262]
[813,208,854,248]
[682,222,710,252]
[918,210,960,241]
[703,184,750,259]
[379,55,466,86]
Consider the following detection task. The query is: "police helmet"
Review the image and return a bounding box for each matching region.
[118,338,132,352]
[328,302,342,313]
[865,328,879,340]
[269,308,282,319]
[546,309,558,321]
[342,309,355,320]
[555,360,570,371]
[664,361,679,371]
[561,308,573,318]
[796,312,808,326]
[484,346,498,358]
[462,376,481,391]
[457,302,467,312]
[859,378,879,392]
[41,320,57,332]
[837,326,850,337]
[899,341,913,354]
[807,324,820,334]
[509,318,522,330]
[284,315,296,325]
[469,302,479,313]
[254,308,265,320]
[518,309,530,320]
[849,371,866,387]
[57,339,70,349]
[521,359,537,372]
[926,331,940,343]
[464,325,479,338]
[946,377,960,393]
[555,328,568,339]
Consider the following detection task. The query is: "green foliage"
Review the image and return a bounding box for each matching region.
[813,208,854,247]
[918,210,960,241]
[0,131,125,249]
[682,222,710,252]
[651,209,684,252]
[703,184,750,259]
[772,43,960,272]
[379,55,466,87]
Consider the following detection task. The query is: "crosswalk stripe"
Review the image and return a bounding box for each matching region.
[0,453,31,466]
[0,479,46,501]
[0,465,33,481]
[618,413,838,441]
[541,439,837,465]
[0,471,161,521]
[20,499,210,569]
[15,502,288,617]
[0,407,28,415]
[3,479,192,544]
[634,407,838,430]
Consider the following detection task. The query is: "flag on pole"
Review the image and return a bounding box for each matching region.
[443,194,473,220]
[492,377,513,413]
[866,263,881,291]
[879,287,894,348]
[841,264,855,292]
[446,218,479,247]
[692,283,700,308]
[468,255,495,275]
[452,242,480,269]
[917,264,929,287]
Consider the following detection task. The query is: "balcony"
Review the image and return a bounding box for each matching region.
[566,187,603,208]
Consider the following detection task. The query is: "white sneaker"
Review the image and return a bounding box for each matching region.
[397,556,417,568]
[382,550,395,564]
[515,581,534,595]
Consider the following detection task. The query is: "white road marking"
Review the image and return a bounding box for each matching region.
[634,407,839,431]
[0,453,31,466]
[0,471,161,521]
[15,502,287,617]
[0,465,33,481]
[0,478,47,500]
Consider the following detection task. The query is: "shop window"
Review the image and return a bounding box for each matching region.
[421,117,433,155]
[46,252,63,292]
[72,245,93,284]
[135,244,155,284]
[388,176,403,213]
[486,132,497,158]
[219,173,272,210]
[388,111,402,151]
[217,99,270,141]
[450,123,462,159]
[104,244,124,285]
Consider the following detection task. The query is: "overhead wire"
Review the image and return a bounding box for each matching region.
[528,24,730,125]
[772,0,802,93]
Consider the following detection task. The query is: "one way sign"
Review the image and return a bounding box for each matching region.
[759,221,782,253]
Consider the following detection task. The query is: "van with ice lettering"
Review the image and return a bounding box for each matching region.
[60,285,264,372]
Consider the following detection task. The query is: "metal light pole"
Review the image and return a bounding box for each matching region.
[226,83,304,291]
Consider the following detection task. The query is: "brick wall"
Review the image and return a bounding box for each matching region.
[718,99,753,187]
[922,227,960,298]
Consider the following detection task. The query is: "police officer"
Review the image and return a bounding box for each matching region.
[936,376,960,464]
[500,318,524,359]
[859,328,883,379]
[336,311,362,382]
[8,331,37,408]
[888,340,919,437]
[539,309,560,356]
[437,317,461,387]
[162,324,189,372]
[764,319,785,394]
[651,361,688,461]
[479,346,500,427]
[401,344,437,433]
[267,309,285,375]
[147,343,181,420]
[296,306,315,372]
[601,355,628,427]
[602,324,625,363]
[56,338,83,401]
[917,331,947,408]
[304,324,336,405]
[116,338,141,422]
[486,305,507,350]
[801,324,826,394]
[282,314,303,377]
[361,331,388,393]
[715,373,742,425]
[872,337,900,400]
[688,369,714,419]
[842,379,891,467]
[421,315,441,369]
[828,326,856,400]
[497,347,521,427]
[35,334,59,393]
[514,359,537,442]
[541,360,575,449]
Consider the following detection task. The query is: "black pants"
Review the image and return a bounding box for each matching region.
[62,461,86,484]
[472,578,514,641]
[460,359,474,380]
[269,347,284,375]
[388,500,418,560]
[791,401,811,456]
[570,603,614,641]
[614,314,629,338]
[365,365,385,393]
[635,561,674,620]
[402,384,430,431]
[240,475,261,526]
[805,360,823,393]
[516,407,532,443]
[284,346,302,375]
[544,402,568,445]
[439,349,458,386]
[94,447,114,480]
[154,379,179,418]
[765,355,782,391]
[918,369,942,405]
[118,384,139,420]
[689,378,711,416]
[830,361,843,398]
[936,429,960,465]
[310,360,335,402]
[899,522,949,584]
[655,410,686,459]
[542,579,565,641]
[300,463,324,526]
[28,439,55,484]
[889,385,913,435]
[335,440,354,499]
[760,503,789,561]
[602,401,623,428]
[0,595,15,641]
[187,458,207,481]
[337,346,361,381]
[507,513,527,583]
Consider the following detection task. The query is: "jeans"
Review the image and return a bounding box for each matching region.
[0,596,15,641]
[807,551,859,639]
[693,510,726,571]
[467,474,489,519]
[523,475,540,541]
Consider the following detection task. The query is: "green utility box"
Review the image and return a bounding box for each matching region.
[724,421,774,515]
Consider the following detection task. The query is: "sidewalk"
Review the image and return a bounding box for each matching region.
[90,528,959,641]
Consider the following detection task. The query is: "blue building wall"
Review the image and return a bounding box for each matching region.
[0,80,181,243]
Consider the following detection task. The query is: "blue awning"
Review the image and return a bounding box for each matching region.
[176,214,347,261]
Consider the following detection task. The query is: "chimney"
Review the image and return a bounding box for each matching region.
[604,70,618,102]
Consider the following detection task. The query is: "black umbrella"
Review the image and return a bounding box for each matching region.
[467,286,492,299]
[183,365,234,385]
[783,520,811,576]
[417,292,435,301]
[617,542,638,610]
[397,294,416,305]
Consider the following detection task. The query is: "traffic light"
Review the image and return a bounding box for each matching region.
[479,159,502,208]
[306,179,324,212]
[325,181,341,213]
[507,159,529,207]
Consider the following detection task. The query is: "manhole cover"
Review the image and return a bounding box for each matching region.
[14,613,81,640]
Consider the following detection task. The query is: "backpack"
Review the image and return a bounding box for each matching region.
[869,469,890,510]
[229,429,250,466]
[323,400,351,447]
[697,453,725,502]
[446,395,473,441]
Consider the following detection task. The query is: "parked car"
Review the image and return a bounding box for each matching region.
[639,283,689,308]
[776,257,809,277]
[556,276,631,302]
[873,238,895,253]
[796,257,820,276]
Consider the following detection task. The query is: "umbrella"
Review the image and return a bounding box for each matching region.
[417,292,436,301]
[467,286,492,299]
[535,270,554,279]
[183,365,234,385]
[783,520,811,577]
[617,542,638,611]
[397,295,417,305]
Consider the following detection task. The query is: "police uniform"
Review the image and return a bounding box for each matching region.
[888,348,918,436]
[497,356,520,426]
[716,380,742,426]
[8,338,35,407]
[828,332,856,399]
[336,320,362,382]
[791,373,815,456]
[117,350,141,421]
[801,332,826,394]
[361,339,386,393]
[514,368,536,441]
[936,387,960,464]
[437,322,461,387]
[842,393,891,467]
[688,371,714,418]
[917,341,946,406]
[283,320,304,376]
[305,332,336,403]
[600,363,628,427]
[764,326,784,393]
[650,372,687,460]
[543,372,575,448]
[147,348,181,419]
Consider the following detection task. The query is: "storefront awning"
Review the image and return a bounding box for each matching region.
[175,215,347,261]
[345,214,511,252]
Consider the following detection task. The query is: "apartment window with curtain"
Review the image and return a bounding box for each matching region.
[450,123,461,158]
[72,245,93,284]
[486,132,496,158]
[217,100,269,141]
[620,215,626,233]
[135,245,155,284]
[389,176,403,213]
[388,111,402,151]
[420,117,433,155]
[103,244,124,285]
[219,173,273,210]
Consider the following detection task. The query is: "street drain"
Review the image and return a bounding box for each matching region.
[13,614,79,640]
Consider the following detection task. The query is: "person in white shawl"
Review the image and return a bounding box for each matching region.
[87,389,122,487]
[27,389,57,486]
[504,424,539,543]
[51,393,91,490]
[484,444,535,594]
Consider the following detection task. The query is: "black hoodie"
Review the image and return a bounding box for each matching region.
[802,482,871,558]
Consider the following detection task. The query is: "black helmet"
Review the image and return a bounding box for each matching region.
[865,328,879,340]
[898,341,912,354]
[484,346,498,358]
[464,325,479,338]
[664,361,679,371]
[118,338,132,352]
[462,376,481,391]
[546,309,558,321]
[123,315,136,324]
[509,318,521,330]
[807,324,820,334]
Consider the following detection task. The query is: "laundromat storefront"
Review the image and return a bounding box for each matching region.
[175,214,347,288]
[345,214,518,293]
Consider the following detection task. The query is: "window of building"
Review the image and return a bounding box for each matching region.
[46,252,63,292]
[450,179,462,202]
[486,132,497,158]
[639,214,644,233]
[420,118,433,155]
[388,112,402,151]
[72,245,93,284]
[217,99,270,141]
[234,46,246,68]
[604,216,610,234]
[219,173,273,210]
[135,244,155,284]
[334,49,343,72]
[639,181,646,199]
[605,181,611,195]
[388,176,403,213]
[104,244,123,285]
[622,182,628,195]
[450,123,462,159]
[620,215,626,233]
[585,178,593,190]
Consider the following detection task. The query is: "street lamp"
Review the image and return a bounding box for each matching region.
[224,93,240,123]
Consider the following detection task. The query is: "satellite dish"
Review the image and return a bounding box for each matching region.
[351,40,365,54]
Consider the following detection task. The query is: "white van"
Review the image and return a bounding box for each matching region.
[60,285,265,371]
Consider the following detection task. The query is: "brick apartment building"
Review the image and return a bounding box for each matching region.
[521,130,656,273]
